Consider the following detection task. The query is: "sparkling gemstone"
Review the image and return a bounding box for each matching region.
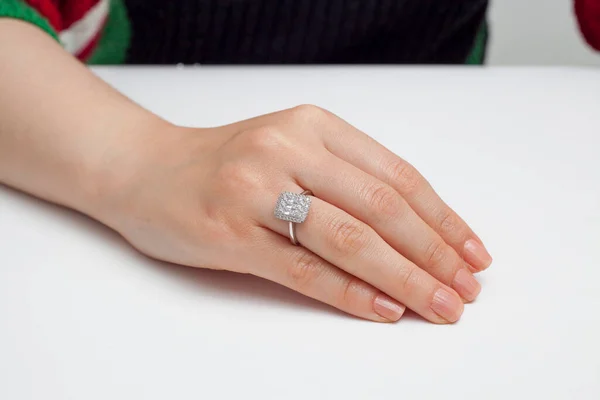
[274,191,312,223]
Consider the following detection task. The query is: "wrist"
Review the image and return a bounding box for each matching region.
[78,116,177,228]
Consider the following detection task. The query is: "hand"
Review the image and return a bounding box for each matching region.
[100,105,492,323]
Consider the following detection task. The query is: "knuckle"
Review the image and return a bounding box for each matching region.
[424,239,448,267]
[388,160,422,195]
[398,266,419,296]
[203,198,252,239]
[290,104,329,121]
[338,276,363,309]
[438,210,464,238]
[242,126,289,153]
[214,161,261,194]
[288,250,323,290]
[363,183,402,220]
[198,212,235,244]
[328,216,368,257]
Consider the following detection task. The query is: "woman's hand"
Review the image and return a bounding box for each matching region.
[0,21,490,323]
[100,105,492,323]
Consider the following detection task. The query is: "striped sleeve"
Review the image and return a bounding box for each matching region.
[58,0,110,59]
[0,0,59,41]
[0,0,128,64]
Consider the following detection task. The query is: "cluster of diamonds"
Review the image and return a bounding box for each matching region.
[274,192,312,223]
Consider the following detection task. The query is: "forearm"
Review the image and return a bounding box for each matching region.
[0,19,168,219]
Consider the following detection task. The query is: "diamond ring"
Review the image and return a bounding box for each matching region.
[274,190,313,245]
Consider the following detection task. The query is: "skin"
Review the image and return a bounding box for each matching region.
[0,20,492,323]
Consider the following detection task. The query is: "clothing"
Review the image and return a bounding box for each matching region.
[577,0,600,50]
[123,0,488,64]
[0,0,129,63]
[0,0,599,64]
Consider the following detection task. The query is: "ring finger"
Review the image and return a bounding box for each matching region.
[262,187,464,323]
[250,228,406,323]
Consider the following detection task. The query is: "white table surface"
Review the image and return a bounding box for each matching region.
[1,67,599,399]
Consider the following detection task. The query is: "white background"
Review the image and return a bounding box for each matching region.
[489,0,600,65]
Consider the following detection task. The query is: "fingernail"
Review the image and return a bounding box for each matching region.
[431,288,463,323]
[452,269,481,302]
[464,239,493,271]
[374,294,406,322]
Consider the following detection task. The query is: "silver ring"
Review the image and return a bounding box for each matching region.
[274,189,313,246]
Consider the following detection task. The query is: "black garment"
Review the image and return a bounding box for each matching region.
[124,0,488,64]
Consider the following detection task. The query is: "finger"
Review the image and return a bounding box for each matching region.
[251,228,406,323]
[297,154,481,302]
[262,191,464,323]
[312,107,492,271]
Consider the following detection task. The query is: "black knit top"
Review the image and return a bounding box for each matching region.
[124,0,489,64]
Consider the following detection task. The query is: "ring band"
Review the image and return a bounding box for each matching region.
[289,190,312,245]
[274,189,313,246]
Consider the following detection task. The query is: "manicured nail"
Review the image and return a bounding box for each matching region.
[452,269,481,302]
[374,294,406,322]
[464,239,493,271]
[431,288,463,323]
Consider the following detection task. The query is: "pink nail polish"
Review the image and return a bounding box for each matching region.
[464,239,493,271]
[431,288,463,323]
[452,269,481,302]
[374,294,405,322]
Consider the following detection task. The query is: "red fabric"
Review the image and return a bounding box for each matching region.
[24,0,62,30]
[59,0,101,29]
[24,0,103,60]
[575,0,600,51]
[77,21,104,61]
[24,0,100,31]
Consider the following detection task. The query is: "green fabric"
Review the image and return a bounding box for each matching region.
[87,0,131,64]
[466,22,488,65]
[0,0,59,42]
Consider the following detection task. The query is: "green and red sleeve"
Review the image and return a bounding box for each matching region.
[0,0,130,64]
[0,0,599,64]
